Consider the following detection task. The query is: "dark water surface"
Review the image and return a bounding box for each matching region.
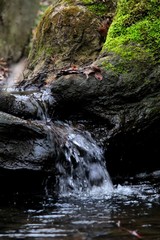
[0,172,160,240]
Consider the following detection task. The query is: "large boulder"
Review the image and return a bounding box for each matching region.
[22,0,117,87]
[28,2,102,67]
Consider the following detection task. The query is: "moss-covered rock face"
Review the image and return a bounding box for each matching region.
[88,0,160,146]
[28,1,103,71]
[81,0,117,17]
[102,0,160,72]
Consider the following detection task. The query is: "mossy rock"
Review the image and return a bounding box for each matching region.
[80,0,117,17]
[53,0,117,17]
[101,0,160,73]
[28,1,103,72]
[88,0,160,139]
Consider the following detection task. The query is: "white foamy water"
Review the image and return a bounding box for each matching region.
[54,123,114,196]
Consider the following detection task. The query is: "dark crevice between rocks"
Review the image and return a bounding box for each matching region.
[106,119,160,184]
[53,101,160,183]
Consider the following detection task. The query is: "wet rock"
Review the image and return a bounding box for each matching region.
[49,57,160,177]
[0,111,55,171]
[0,88,55,120]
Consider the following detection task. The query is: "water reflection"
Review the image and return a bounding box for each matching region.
[0,174,160,239]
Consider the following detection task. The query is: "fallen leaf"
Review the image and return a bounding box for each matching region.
[116,220,143,239]
[95,72,103,80]
[71,65,78,70]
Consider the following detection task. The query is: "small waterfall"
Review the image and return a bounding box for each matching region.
[31,88,55,121]
[5,88,56,121]
[54,122,113,195]
[1,86,113,196]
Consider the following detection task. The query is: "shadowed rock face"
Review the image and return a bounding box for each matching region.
[0,108,56,193]
[0,111,55,170]
[48,64,160,177]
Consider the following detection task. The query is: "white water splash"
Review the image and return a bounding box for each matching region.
[55,124,114,196]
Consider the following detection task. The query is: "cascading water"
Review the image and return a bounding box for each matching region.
[1,86,113,196]
[53,122,113,195]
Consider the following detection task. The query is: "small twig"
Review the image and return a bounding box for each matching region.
[56,68,83,78]
[116,220,143,239]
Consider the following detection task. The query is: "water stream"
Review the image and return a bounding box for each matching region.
[0,174,160,239]
[0,89,160,239]
[4,88,113,195]
[53,122,113,195]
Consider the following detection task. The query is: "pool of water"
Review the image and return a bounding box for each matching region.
[0,172,160,240]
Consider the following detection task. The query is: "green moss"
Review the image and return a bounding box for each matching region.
[81,0,117,17]
[35,6,53,41]
[63,0,79,3]
[103,0,160,67]
[86,3,108,16]
[81,0,93,3]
